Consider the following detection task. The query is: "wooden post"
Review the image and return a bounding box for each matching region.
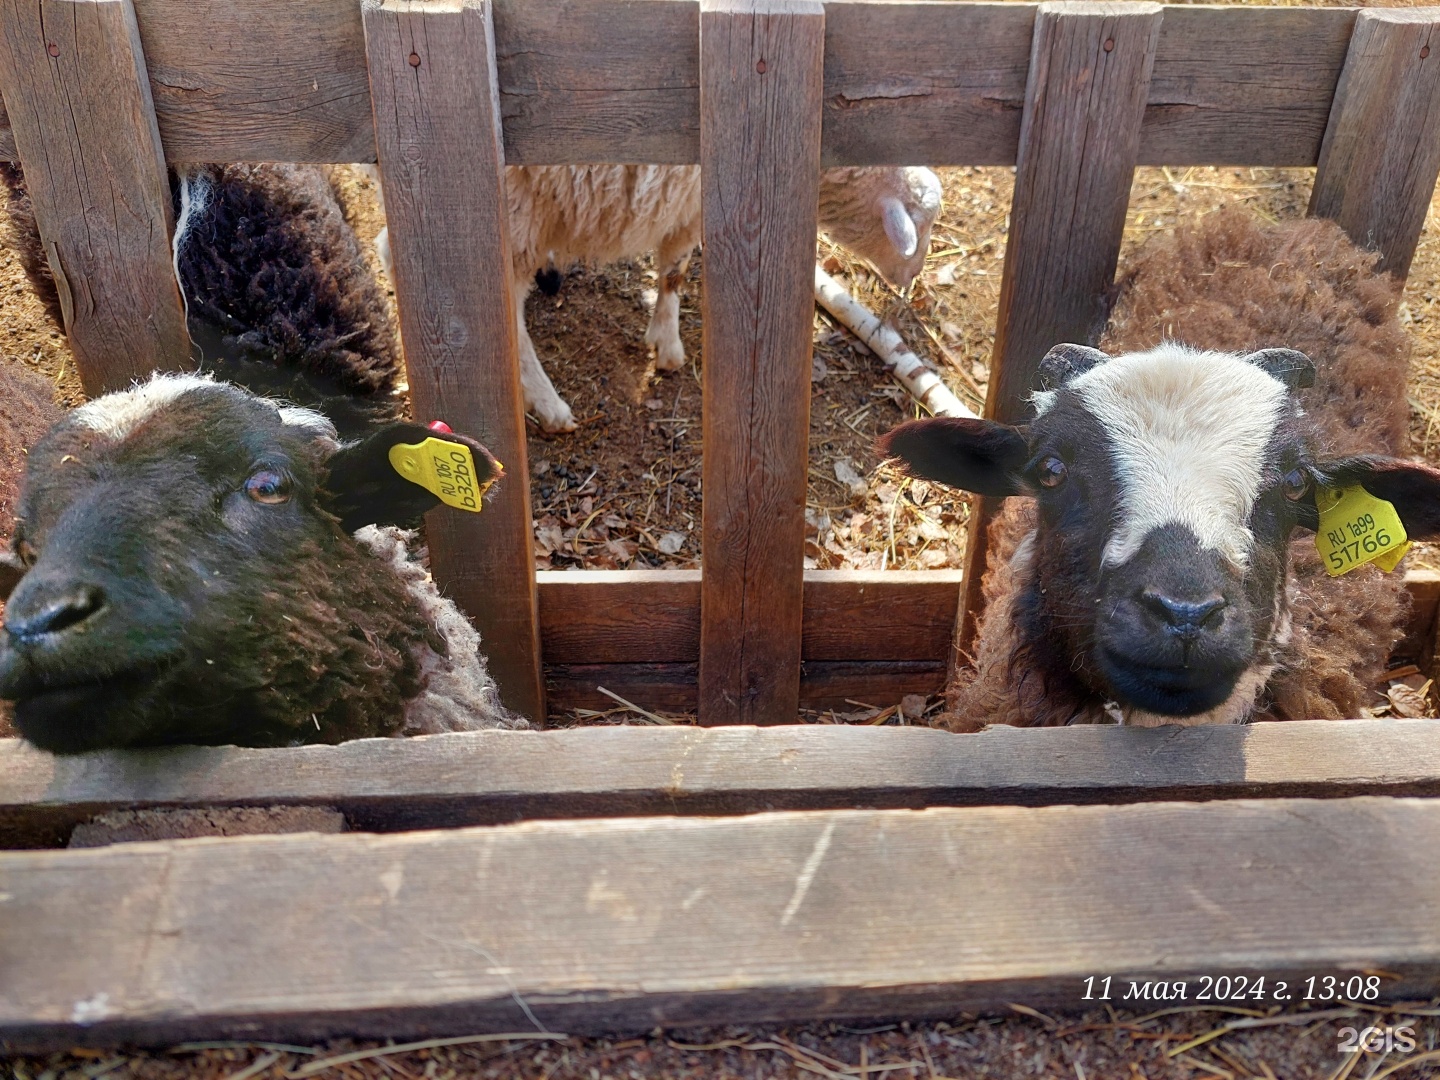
[1310,8,1440,280]
[953,0,1162,662]
[698,0,824,726]
[362,0,544,723]
[0,0,189,395]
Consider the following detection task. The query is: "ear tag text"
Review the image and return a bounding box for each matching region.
[387,437,497,513]
[1315,485,1409,577]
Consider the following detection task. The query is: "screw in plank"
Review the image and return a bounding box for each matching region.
[1103,37,1114,52]
[46,42,58,56]
[756,58,767,73]
[408,51,421,67]
[1421,45,1431,59]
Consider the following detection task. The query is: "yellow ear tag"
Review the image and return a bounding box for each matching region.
[1315,485,1409,577]
[387,437,499,513]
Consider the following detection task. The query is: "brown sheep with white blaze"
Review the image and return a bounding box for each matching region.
[882,210,1440,729]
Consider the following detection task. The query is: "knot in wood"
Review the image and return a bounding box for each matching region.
[755,58,767,74]
[408,51,421,67]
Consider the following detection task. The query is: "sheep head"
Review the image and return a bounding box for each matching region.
[0,374,501,753]
[818,167,942,291]
[881,343,1440,724]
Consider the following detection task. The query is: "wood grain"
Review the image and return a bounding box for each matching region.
[0,0,189,394]
[0,2,1364,167]
[698,0,824,725]
[5,795,1440,1047]
[495,0,699,165]
[363,0,543,722]
[537,569,963,665]
[1310,7,1440,279]
[957,1,1162,654]
[9,719,1440,849]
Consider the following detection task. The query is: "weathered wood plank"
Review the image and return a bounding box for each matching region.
[820,1,1034,168]
[8,720,1440,849]
[698,0,824,725]
[5,795,1440,1047]
[992,0,1163,419]
[537,569,963,665]
[0,0,189,394]
[363,0,543,722]
[1310,7,1440,279]
[1398,567,1440,662]
[1140,4,1355,167]
[0,2,1366,168]
[957,1,1162,656]
[495,0,700,166]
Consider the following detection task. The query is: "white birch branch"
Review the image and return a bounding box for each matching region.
[814,266,976,419]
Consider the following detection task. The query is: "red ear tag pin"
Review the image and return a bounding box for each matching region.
[428,420,453,434]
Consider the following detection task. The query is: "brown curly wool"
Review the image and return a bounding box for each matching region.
[946,210,1413,729]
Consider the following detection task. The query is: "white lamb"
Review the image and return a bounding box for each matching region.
[366,164,943,432]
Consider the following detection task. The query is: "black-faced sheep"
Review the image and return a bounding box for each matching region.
[882,209,1440,729]
[0,164,523,753]
[368,163,944,432]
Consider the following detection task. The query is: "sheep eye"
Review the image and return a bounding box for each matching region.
[1281,468,1310,502]
[1036,456,1068,489]
[244,469,292,505]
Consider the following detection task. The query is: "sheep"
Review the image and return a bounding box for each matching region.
[0,163,524,753]
[881,209,1440,730]
[367,163,944,432]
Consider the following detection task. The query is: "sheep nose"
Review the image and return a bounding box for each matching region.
[1140,590,1227,635]
[3,583,106,643]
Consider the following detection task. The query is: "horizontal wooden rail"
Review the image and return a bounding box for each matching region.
[0,1,1361,167]
[6,719,1440,848]
[4,795,1440,1047]
[532,568,1440,712]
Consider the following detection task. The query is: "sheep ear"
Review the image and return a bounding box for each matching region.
[321,422,503,533]
[880,197,918,260]
[877,417,1029,498]
[1316,455,1440,540]
[0,549,24,602]
[1244,348,1315,390]
[1036,343,1108,391]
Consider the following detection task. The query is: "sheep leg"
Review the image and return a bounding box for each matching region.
[514,282,577,433]
[644,242,691,372]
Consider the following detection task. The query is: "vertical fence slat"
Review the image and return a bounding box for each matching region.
[954,0,1162,660]
[698,0,823,726]
[0,0,188,395]
[1310,8,1440,280]
[362,0,543,723]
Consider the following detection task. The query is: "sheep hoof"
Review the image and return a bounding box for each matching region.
[650,338,687,372]
[531,398,578,434]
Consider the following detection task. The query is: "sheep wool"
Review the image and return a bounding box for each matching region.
[946,210,1416,729]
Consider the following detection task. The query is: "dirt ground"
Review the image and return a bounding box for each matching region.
[7,1003,1440,1080]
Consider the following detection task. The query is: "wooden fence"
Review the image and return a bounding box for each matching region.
[0,0,1438,722]
[2,0,1440,1049]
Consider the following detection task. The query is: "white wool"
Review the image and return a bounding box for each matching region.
[1070,345,1289,570]
[72,372,339,445]
[352,525,527,733]
[172,168,214,333]
[71,372,216,440]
